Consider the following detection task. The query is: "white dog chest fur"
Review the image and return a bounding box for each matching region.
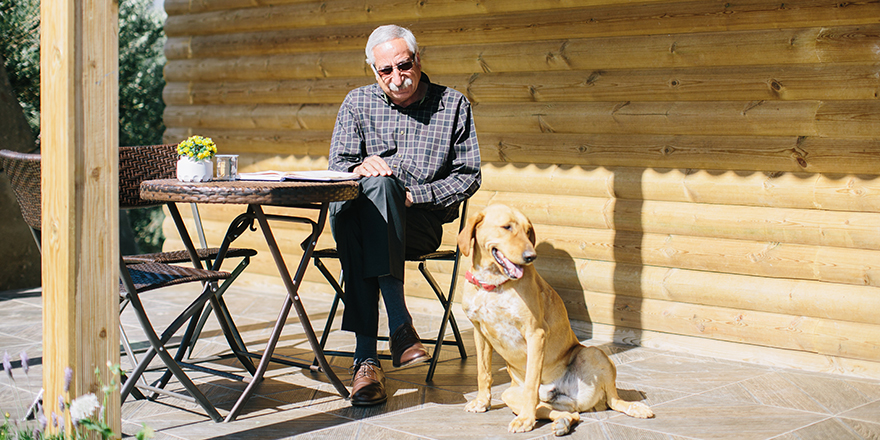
[463,285,530,357]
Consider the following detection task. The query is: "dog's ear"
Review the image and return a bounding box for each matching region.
[527,220,536,246]
[457,211,484,257]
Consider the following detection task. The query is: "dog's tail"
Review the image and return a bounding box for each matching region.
[606,383,655,419]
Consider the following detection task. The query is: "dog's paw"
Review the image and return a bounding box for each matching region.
[552,414,578,436]
[465,398,491,413]
[508,414,537,433]
[625,402,654,419]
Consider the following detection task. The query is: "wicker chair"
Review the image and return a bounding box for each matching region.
[0,146,257,422]
[311,200,469,382]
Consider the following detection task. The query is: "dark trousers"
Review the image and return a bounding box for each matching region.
[329,176,443,338]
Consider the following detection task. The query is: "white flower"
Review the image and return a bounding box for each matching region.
[69,393,100,422]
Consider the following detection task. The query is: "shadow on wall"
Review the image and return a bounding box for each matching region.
[535,241,594,338]
[613,169,643,348]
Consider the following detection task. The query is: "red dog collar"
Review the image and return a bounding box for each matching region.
[465,271,504,291]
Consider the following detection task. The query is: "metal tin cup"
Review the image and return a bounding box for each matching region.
[215,154,238,180]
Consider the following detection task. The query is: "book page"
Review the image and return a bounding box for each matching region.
[238,170,360,181]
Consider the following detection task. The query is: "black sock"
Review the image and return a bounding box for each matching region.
[353,333,378,366]
[379,275,411,334]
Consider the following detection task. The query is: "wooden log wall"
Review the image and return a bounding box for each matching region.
[161,0,880,377]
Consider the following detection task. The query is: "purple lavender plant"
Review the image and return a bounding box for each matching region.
[19,351,29,375]
[63,366,73,392]
[2,351,11,379]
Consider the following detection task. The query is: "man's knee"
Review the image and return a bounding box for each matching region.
[360,176,405,200]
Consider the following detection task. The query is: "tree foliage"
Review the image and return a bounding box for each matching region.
[117,0,168,253]
[0,0,41,141]
[0,0,169,253]
[118,0,167,147]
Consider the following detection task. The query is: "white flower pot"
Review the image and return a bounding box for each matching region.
[176,156,213,182]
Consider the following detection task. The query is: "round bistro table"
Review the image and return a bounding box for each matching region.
[141,178,359,422]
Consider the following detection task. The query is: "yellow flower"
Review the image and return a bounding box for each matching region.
[177,135,217,160]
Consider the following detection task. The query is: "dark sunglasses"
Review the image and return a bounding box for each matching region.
[374,59,415,77]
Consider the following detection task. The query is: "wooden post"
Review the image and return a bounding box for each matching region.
[41,0,120,436]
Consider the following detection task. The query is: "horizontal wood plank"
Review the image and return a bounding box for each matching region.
[478,132,880,172]
[531,224,880,287]
[162,25,880,82]
[163,127,332,157]
[481,164,880,212]
[165,0,680,36]
[471,191,880,252]
[163,104,340,131]
[538,256,880,326]
[163,101,880,140]
[564,286,880,361]
[163,63,880,105]
[474,101,880,138]
[165,1,880,59]
[461,64,880,103]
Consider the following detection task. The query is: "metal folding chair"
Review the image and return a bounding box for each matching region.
[0,146,257,422]
[312,199,469,382]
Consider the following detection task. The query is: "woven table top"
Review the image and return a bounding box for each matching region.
[140,178,359,207]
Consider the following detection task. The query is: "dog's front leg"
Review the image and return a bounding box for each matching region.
[507,325,545,433]
[465,322,494,413]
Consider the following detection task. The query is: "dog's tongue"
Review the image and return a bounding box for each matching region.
[493,249,524,279]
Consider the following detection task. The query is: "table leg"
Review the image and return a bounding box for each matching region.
[165,204,257,374]
[225,204,349,422]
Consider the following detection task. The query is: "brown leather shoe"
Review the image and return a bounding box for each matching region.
[390,323,430,368]
[350,359,387,406]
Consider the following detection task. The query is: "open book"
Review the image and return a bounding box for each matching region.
[237,170,360,182]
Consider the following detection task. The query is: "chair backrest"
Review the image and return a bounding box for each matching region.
[0,150,42,231]
[118,144,178,208]
[0,145,179,227]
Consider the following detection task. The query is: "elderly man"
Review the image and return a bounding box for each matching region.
[328,24,481,406]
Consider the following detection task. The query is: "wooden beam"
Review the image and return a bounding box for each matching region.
[41,0,120,435]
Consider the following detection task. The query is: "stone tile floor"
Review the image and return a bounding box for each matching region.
[2,283,880,439]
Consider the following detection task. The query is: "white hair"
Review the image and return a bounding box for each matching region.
[365,25,419,66]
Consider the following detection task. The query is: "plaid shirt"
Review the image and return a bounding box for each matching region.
[329,74,481,221]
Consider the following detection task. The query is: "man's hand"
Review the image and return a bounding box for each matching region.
[353,155,393,177]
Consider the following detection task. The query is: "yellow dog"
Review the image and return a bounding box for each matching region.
[458,204,654,436]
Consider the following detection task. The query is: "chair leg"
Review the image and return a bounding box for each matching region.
[419,261,467,354]
[312,257,345,367]
[419,260,468,382]
[149,299,209,398]
[119,280,224,422]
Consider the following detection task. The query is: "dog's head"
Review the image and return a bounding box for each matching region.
[457,204,537,280]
